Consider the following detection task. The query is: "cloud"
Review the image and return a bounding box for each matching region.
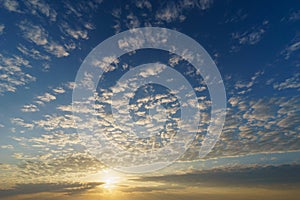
[0,53,36,95]
[18,20,69,58]
[136,164,300,189]
[0,0,21,13]
[44,41,69,57]
[155,2,181,23]
[111,0,214,33]
[199,0,214,10]
[36,92,56,103]
[288,9,300,21]
[10,118,34,129]
[18,20,48,45]
[281,40,300,59]
[0,24,5,35]
[23,0,57,22]
[231,21,268,51]
[224,9,248,23]
[64,81,76,90]
[33,114,78,131]
[27,131,80,147]
[0,182,104,197]
[139,63,166,78]
[234,71,263,94]
[135,0,152,10]
[0,145,14,149]
[273,73,300,91]
[19,152,106,179]
[17,44,51,61]
[60,22,89,40]
[242,98,276,121]
[232,28,265,45]
[181,88,300,161]
[21,104,39,112]
[52,87,66,94]
[155,0,214,23]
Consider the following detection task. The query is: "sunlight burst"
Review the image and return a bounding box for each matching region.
[101,170,122,190]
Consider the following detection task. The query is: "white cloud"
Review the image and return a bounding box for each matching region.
[155,2,180,23]
[168,55,181,67]
[281,41,300,59]
[34,114,78,131]
[53,87,65,94]
[17,44,50,61]
[0,24,5,35]
[36,92,56,103]
[277,111,299,128]
[10,117,34,129]
[18,20,69,58]
[1,145,13,149]
[0,54,36,95]
[92,56,119,72]
[228,96,240,107]
[234,71,263,94]
[1,0,21,13]
[126,13,141,29]
[21,104,39,112]
[64,82,76,90]
[28,131,80,147]
[231,21,268,51]
[18,20,48,45]
[139,63,166,78]
[135,0,152,10]
[24,0,57,22]
[44,41,69,57]
[199,0,213,10]
[154,0,213,24]
[60,22,89,40]
[243,99,276,121]
[273,73,300,91]
[288,9,300,21]
[232,28,265,45]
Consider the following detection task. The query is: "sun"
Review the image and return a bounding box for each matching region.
[101,170,122,190]
[103,176,117,189]
[83,169,125,191]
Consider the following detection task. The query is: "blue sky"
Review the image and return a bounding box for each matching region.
[0,0,300,199]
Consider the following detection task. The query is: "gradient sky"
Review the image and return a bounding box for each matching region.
[0,0,300,199]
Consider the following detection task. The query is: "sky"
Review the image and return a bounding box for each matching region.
[0,0,300,199]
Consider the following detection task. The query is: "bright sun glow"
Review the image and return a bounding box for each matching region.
[101,170,123,190]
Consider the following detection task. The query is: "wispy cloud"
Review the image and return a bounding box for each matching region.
[0,0,22,13]
[36,92,56,103]
[18,20,69,57]
[234,71,264,94]
[17,44,51,61]
[281,40,300,59]
[289,9,300,21]
[23,0,57,22]
[18,20,48,45]
[273,73,300,91]
[21,104,39,112]
[232,28,265,45]
[0,182,104,197]
[155,2,182,23]
[199,0,214,10]
[231,20,269,51]
[137,164,300,188]
[10,117,34,129]
[60,22,89,40]
[0,24,5,35]
[0,53,35,95]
